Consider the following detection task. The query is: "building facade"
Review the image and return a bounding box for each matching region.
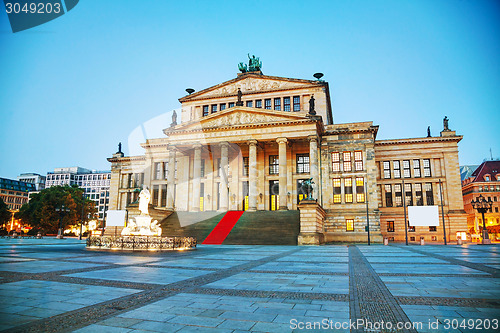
[17,173,46,191]
[462,160,500,239]
[0,178,36,211]
[46,167,111,220]
[108,65,467,243]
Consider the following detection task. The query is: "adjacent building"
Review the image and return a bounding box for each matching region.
[0,178,36,211]
[46,167,111,220]
[107,61,467,243]
[17,173,46,191]
[462,160,500,238]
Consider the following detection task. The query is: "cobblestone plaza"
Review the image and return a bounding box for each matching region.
[0,239,499,332]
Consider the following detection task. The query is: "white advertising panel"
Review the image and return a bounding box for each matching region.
[105,210,127,227]
[408,206,439,226]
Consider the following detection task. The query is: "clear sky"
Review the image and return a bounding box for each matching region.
[1,0,499,179]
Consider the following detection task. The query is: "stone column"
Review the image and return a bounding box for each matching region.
[192,144,202,211]
[248,140,258,211]
[219,142,229,211]
[166,147,176,210]
[309,136,319,201]
[277,138,288,210]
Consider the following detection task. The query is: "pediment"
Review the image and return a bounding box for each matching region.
[179,74,322,102]
[165,107,309,133]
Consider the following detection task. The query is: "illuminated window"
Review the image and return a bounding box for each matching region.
[413,160,421,178]
[354,151,363,171]
[393,161,401,178]
[343,152,352,172]
[296,154,310,174]
[332,152,340,172]
[383,161,391,179]
[356,177,365,202]
[345,178,353,203]
[269,155,279,175]
[283,97,291,111]
[333,178,341,203]
[346,219,354,232]
[403,160,411,178]
[387,221,394,232]
[423,159,431,177]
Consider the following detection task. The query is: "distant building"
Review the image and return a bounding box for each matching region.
[0,178,36,211]
[462,160,500,237]
[46,167,111,220]
[17,173,46,191]
[460,165,480,182]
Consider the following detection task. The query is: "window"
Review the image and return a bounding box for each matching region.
[163,162,169,179]
[293,96,300,111]
[296,154,310,174]
[333,178,341,203]
[405,183,413,206]
[423,159,431,177]
[332,152,340,172]
[343,152,352,172]
[228,102,235,108]
[408,226,415,232]
[274,98,281,111]
[425,183,434,205]
[246,100,253,107]
[161,184,167,206]
[220,103,226,111]
[216,158,221,177]
[383,161,391,179]
[485,175,490,181]
[202,105,209,116]
[200,159,205,177]
[393,161,401,178]
[154,162,161,180]
[345,178,353,203]
[211,104,217,113]
[413,160,421,178]
[429,226,437,232]
[264,99,272,109]
[356,177,365,202]
[283,97,291,111]
[385,184,393,207]
[415,183,423,206]
[387,221,394,232]
[174,161,177,179]
[395,184,402,207]
[255,100,262,108]
[346,219,354,232]
[152,185,159,206]
[403,160,411,178]
[269,155,279,175]
[243,157,249,176]
[354,151,363,171]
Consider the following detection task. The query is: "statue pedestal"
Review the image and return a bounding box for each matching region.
[122,214,162,236]
[297,200,325,245]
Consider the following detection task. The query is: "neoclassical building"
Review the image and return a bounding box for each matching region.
[108,62,467,243]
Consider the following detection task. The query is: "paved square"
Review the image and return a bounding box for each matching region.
[0,239,498,332]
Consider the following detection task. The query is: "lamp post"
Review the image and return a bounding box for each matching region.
[471,194,493,245]
[79,191,86,240]
[55,204,70,239]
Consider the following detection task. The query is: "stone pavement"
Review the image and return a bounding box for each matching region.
[0,238,499,332]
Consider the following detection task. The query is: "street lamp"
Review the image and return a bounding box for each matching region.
[471,194,493,245]
[55,204,70,239]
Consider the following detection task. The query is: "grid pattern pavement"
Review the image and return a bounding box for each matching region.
[0,239,498,332]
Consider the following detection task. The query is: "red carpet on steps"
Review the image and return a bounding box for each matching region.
[202,211,244,245]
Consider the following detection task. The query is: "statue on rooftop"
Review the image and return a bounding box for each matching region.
[238,54,262,73]
[309,95,316,115]
[443,116,450,131]
[427,126,431,137]
[236,87,243,106]
[171,110,177,127]
[117,142,122,154]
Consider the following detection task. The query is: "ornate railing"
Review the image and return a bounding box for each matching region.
[86,235,196,251]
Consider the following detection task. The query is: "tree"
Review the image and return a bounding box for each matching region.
[15,185,96,233]
[0,198,12,227]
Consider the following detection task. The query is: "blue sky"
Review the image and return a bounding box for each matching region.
[0,0,499,179]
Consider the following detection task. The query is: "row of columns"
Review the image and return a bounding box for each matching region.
[166,136,320,212]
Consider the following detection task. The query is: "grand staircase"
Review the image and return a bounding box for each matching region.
[160,210,300,245]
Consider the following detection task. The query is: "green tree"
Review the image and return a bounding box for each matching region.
[0,198,12,227]
[15,185,96,233]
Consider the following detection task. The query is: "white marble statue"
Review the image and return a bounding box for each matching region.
[138,187,150,215]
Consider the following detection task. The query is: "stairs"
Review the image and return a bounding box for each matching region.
[160,210,300,245]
